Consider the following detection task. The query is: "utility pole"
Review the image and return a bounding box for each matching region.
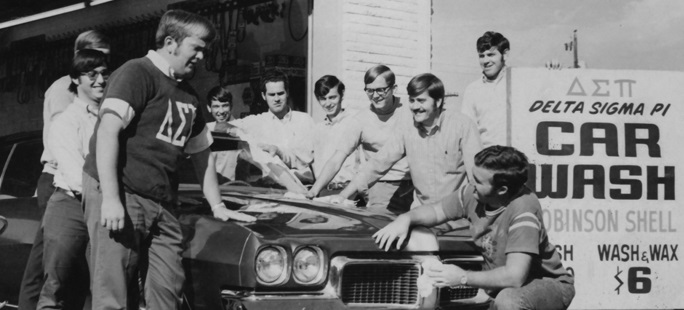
[573,29,579,69]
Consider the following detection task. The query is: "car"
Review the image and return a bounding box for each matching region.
[0,131,490,310]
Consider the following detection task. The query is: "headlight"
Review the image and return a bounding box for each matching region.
[256,246,289,285]
[293,246,326,285]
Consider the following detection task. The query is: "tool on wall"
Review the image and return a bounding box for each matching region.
[288,0,307,42]
[0,0,309,106]
[205,7,223,73]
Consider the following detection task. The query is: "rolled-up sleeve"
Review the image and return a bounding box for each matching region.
[439,184,470,221]
[100,98,136,128]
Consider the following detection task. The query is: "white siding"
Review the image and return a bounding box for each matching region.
[310,0,431,119]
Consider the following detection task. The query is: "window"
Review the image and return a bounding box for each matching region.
[0,139,42,198]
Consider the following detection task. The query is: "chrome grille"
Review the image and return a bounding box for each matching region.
[341,263,419,305]
[440,285,479,301]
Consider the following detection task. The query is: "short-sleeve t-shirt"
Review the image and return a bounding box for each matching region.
[84,57,206,203]
[441,184,573,284]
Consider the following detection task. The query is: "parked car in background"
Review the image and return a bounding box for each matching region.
[0,131,490,309]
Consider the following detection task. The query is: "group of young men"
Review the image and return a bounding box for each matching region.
[18,8,574,310]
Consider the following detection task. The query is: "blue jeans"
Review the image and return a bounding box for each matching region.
[83,173,185,310]
[39,188,89,310]
[489,277,575,310]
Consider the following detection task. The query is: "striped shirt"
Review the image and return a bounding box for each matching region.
[439,183,573,285]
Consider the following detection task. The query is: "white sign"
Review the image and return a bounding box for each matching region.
[509,68,683,309]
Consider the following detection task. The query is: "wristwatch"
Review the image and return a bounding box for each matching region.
[460,272,468,286]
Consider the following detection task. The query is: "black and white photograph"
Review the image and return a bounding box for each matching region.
[0,1,681,309]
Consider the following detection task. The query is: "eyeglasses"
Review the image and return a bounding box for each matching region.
[82,70,110,81]
[364,85,393,96]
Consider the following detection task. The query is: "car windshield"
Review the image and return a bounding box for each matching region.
[178,132,306,192]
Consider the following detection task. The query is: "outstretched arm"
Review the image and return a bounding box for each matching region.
[426,252,532,290]
[373,185,470,251]
[306,150,349,198]
[372,203,448,251]
[190,147,256,222]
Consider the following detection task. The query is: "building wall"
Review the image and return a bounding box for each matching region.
[0,0,308,136]
[0,0,429,135]
[310,0,431,121]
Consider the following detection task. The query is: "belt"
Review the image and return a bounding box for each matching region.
[57,187,82,201]
[326,181,350,191]
[377,179,408,184]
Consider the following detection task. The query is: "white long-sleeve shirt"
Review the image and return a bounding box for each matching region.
[230,109,315,178]
[461,67,508,147]
[41,75,75,174]
[49,97,98,193]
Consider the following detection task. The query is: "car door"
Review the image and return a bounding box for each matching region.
[0,135,43,304]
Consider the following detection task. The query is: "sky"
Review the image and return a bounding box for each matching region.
[433,0,684,96]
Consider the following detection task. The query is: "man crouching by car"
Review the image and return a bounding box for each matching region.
[374,146,575,310]
[82,10,255,310]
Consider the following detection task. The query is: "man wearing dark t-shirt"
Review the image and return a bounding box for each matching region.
[82,10,255,309]
[374,146,575,310]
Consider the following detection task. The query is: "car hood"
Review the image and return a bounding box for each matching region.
[179,185,479,289]
[181,184,473,241]
[179,184,396,237]
[179,184,475,252]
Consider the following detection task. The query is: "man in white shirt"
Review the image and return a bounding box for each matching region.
[39,49,108,309]
[306,75,359,196]
[19,30,111,310]
[229,69,315,185]
[461,31,510,147]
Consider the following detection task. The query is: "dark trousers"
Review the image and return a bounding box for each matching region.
[18,172,54,310]
[38,188,89,309]
[83,173,185,310]
[366,179,414,215]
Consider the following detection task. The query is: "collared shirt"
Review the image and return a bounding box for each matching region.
[230,108,315,176]
[350,105,482,206]
[49,97,99,193]
[99,50,211,154]
[337,98,411,182]
[312,109,359,184]
[461,67,508,147]
[40,75,75,174]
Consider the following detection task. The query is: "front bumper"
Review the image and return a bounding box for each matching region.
[218,255,490,310]
[221,290,490,310]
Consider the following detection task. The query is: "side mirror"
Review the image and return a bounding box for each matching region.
[0,216,7,236]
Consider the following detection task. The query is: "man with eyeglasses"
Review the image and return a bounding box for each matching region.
[38,49,108,309]
[19,29,111,310]
[307,65,414,215]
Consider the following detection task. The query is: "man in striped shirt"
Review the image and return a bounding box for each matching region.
[374,146,575,310]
